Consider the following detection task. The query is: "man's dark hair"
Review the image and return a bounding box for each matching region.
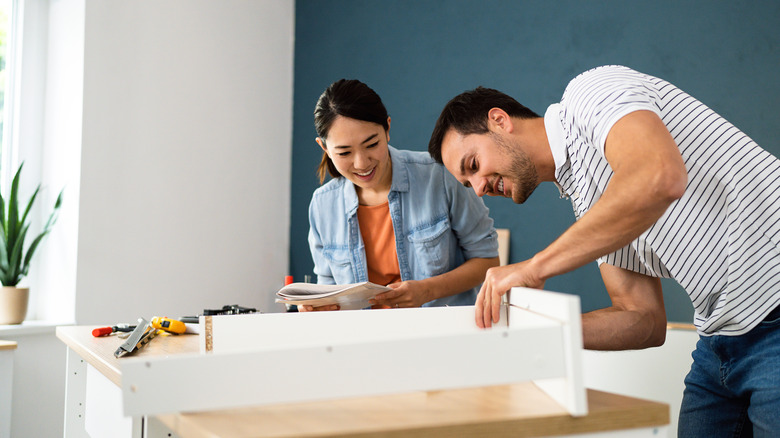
[314,79,389,183]
[428,87,539,163]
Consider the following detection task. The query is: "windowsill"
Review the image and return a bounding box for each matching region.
[0,320,74,336]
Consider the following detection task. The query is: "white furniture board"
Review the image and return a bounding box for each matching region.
[121,288,586,418]
[510,288,587,416]
[200,303,554,353]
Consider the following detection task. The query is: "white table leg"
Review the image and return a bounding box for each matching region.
[0,344,16,438]
[63,348,88,438]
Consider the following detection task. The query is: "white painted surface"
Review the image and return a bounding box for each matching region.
[554,426,669,438]
[202,304,550,353]
[85,365,134,438]
[510,287,587,417]
[1,330,66,438]
[76,0,294,325]
[63,348,88,438]
[0,345,14,438]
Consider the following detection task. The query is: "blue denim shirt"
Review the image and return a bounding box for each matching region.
[308,146,498,307]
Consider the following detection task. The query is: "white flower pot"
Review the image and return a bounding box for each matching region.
[0,287,29,325]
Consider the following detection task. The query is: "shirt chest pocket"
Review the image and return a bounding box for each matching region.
[322,247,354,284]
[407,218,451,277]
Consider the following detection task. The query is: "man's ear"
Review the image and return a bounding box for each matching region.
[487,108,514,133]
[315,137,328,154]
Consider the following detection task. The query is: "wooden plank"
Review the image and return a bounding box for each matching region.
[497,228,510,266]
[154,384,668,438]
[0,341,17,351]
[666,322,696,331]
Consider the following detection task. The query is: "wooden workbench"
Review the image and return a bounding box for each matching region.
[57,325,669,438]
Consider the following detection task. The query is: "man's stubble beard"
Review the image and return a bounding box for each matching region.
[491,132,538,204]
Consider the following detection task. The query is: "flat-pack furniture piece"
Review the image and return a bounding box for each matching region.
[121,288,586,417]
[57,287,670,437]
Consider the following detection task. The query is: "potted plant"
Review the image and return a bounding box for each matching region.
[0,163,62,324]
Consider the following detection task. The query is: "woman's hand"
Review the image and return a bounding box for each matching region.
[298,304,341,312]
[370,280,432,308]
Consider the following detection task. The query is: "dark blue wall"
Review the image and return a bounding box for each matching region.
[290,0,780,322]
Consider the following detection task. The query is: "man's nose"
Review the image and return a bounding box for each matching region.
[470,177,488,197]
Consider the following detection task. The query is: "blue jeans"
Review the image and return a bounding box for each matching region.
[679,306,780,437]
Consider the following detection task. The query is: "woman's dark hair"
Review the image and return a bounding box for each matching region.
[314,79,389,183]
[428,86,539,163]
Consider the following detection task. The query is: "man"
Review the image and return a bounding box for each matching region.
[428,65,780,437]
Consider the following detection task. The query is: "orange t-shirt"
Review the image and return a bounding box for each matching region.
[356,201,402,289]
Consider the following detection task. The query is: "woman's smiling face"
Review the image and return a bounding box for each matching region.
[318,115,392,193]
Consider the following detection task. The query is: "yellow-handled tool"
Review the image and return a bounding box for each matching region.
[151,316,187,334]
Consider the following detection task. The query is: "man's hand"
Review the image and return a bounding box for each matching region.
[476,261,546,328]
[370,280,432,308]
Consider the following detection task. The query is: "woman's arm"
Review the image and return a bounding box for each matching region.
[371,256,499,308]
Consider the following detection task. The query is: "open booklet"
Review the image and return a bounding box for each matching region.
[275,282,391,310]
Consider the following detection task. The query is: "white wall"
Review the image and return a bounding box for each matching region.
[7,1,295,436]
[77,0,294,324]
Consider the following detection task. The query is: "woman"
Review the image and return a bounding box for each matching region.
[304,79,499,311]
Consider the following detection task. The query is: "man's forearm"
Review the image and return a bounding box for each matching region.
[582,307,666,350]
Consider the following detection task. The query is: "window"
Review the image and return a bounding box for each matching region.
[0,0,82,323]
[0,0,15,179]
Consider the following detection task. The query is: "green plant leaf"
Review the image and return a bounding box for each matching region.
[21,191,63,276]
[7,224,29,285]
[0,190,5,234]
[42,189,64,231]
[6,164,22,256]
[21,230,50,277]
[20,184,41,228]
[0,163,64,286]
[0,224,8,271]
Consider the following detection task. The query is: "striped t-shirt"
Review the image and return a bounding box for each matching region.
[546,65,780,336]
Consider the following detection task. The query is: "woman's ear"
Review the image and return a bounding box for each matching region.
[386,117,392,143]
[315,137,328,155]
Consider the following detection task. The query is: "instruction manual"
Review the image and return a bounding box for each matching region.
[275,282,391,310]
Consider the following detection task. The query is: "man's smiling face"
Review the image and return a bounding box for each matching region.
[440,128,539,204]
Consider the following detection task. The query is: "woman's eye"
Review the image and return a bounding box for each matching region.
[337,152,351,157]
[366,142,379,149]
[470,160,477,171]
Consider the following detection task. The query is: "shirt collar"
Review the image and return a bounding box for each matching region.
[544,103,567,172]
[388,146,409,193]
[544,103,569,198]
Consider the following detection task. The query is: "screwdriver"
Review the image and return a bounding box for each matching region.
[92,324,136,337]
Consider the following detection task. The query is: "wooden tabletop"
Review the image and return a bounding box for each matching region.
[57,325,669,438]
[0,340,17,351]
[56,324,199,386]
